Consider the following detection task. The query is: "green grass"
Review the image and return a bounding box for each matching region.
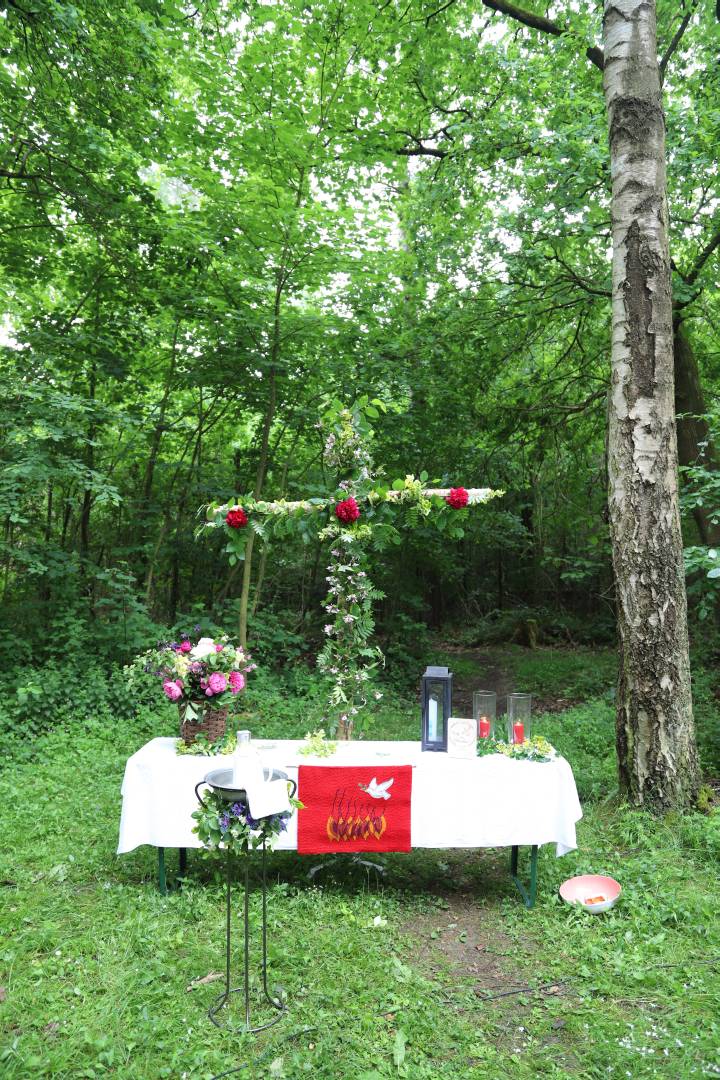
[1,652,720,1078]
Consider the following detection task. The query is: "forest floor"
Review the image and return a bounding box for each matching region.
[1,645,719,1078]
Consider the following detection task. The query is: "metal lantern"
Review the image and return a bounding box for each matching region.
[421,665,453,751]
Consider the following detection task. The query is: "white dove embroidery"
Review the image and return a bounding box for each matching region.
[359,777,394,800]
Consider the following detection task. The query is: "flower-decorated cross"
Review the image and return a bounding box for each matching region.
[205,400,502,738]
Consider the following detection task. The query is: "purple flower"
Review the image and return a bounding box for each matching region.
[231,802,246,818]
[219,813,230,831]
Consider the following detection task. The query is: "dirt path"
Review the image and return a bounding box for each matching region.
[440,643,578,715]
[401,892,577,1071]
[439,645,514,716]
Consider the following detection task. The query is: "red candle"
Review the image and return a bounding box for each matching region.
[478,716,491,739]
[512,721,525,744]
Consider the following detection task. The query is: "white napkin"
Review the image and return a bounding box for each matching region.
[245,777,292,820]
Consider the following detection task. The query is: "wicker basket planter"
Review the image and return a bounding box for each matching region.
[180,702,229,746]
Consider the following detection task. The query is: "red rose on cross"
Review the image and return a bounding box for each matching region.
[335,496,360,524]
[446,487,469,509]
[225,507,248,529]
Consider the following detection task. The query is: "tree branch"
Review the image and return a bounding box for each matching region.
[686,228,720,287]
[481,0,604,70]
[425,0,459,25]
[659,0,699,84]
[395,145,448,158]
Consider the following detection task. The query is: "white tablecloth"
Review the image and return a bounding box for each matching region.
[118,738,582,857]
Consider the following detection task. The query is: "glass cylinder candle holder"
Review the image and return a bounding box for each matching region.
[473,690,497,739]
[507,693,532,744]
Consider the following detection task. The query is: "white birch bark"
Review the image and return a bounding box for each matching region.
[603,0,698,807]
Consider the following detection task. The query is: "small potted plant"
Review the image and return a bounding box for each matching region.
[134,632,255,746]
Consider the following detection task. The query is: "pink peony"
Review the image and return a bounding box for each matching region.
[229,671,245,694]
[163,680,182,702]
[205,672,227,697]
[215,644,223,652]
[179,640,192,653]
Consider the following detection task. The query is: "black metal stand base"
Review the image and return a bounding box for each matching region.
[210,842,287,1034]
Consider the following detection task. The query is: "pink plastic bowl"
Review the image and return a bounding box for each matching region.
[559,874,621,914]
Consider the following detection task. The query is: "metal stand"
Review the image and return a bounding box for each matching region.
[209,842,286,1034]
[510,845,538,909]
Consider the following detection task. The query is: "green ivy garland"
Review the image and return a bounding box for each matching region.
[476,735,556,763]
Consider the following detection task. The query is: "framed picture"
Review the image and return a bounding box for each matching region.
[447,716,477,759]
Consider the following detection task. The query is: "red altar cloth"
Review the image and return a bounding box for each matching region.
[297,764,412,854]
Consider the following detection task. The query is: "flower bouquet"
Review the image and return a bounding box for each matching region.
[135,632,255,747]
[192,790,300,855]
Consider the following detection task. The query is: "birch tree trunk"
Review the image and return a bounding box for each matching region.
[603,0,698,809]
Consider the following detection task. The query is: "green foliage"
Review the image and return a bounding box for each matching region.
[382,612,433,687]
[537,702,617,802]
[174,730,237,757]
[297,729,337,758]
[509,647,618,701]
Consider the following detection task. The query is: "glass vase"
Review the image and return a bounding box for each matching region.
[507,693,532,745]
[473,690,497,739]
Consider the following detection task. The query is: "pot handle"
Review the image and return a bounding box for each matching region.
[194,780,209,809]
[288,778,297,800]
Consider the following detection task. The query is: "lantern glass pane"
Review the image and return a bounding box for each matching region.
[427,684,445,742]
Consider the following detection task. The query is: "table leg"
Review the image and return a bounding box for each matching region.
[179,847,187,878]
[158,847,167,895]
[510,845,538,909]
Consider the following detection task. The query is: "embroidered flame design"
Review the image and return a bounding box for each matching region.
[326,788,387,843]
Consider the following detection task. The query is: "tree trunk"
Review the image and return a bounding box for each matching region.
[673,318,720,546]
[603,0,698,809]
[139,322,179,574]
[238,368,276,648]
[144,515,169,609]
[79,361,96,603]
[238,279,280,648]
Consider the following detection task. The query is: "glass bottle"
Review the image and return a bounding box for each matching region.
[232,729,263,788]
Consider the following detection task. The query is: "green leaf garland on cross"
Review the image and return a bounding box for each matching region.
[205,401,502,739]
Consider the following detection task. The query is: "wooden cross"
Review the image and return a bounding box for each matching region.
[207,407,501,737]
